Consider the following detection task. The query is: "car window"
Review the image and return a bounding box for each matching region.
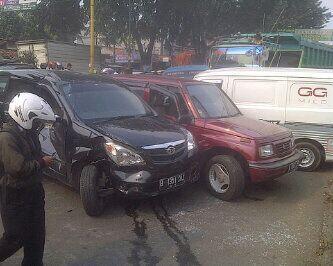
[62,81,153,121]
[156,85,190,116]
[148,86,180,120]
[187,84,240,118]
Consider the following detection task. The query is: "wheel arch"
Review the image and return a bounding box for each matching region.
[295,138,326,161]
[201,146,249,177]
[71,158,110,191]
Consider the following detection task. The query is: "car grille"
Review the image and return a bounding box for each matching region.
[144,141,187,164]
[274,140,292,157]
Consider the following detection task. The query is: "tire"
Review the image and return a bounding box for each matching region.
[80,165,105,217]
[296,141,322,172]
[204,155,245,201]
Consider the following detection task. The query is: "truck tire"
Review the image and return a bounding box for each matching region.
[296,141,322,172]
[204,155,245,201]
[80,165,105,217]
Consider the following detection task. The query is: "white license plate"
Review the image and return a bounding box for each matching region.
[159,173,185,191]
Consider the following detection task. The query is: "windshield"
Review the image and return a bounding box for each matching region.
[210,46,266,68]
[62,81,153,121]
[187,84,240,119]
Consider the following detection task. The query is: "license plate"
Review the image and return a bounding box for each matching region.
[288,161,298,173]
[159,173,185,191]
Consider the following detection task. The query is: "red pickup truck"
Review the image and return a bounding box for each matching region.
[113,75,303,200]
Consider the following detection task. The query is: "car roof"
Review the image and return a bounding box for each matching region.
[0,69,122,84]
[113,74,204,87]
[195,67,333,80]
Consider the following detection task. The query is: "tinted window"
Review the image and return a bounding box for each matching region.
[62,82,152,121]
[156,85,190,116]
[148,87,179,119]
[187,84,240,118]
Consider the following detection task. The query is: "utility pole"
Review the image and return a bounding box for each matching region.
[89,0,95,74]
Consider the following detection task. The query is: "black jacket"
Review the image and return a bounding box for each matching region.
[0,123,44,189]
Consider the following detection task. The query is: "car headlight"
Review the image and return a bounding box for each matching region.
[105,142,145,166]
[185,130,196,157]
[259,144,274,158]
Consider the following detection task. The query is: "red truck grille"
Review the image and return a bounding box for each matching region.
[274,140,292,157]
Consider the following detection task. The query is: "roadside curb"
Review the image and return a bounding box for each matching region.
[319,178,333,265]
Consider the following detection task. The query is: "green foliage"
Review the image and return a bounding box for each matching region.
[37,0,84,42]
[89,0,331,66]
[0,9,46,41]
[0,0,83,42]
[18,50,38,66]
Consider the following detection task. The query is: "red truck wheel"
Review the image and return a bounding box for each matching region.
[204,155,245,201]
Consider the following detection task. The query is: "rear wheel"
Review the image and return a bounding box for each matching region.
[80,165,105,217]
[296,141,322,172]
[204,155,245,201]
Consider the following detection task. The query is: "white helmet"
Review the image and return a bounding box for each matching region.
[8,93,56,130]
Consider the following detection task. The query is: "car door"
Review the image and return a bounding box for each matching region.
[0,74,10,125]
[38,88,70,183]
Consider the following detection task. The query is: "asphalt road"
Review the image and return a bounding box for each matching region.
[2,163,333,266]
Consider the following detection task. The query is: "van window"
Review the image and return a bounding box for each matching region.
[232,79,277,105]
[289,82,333,109]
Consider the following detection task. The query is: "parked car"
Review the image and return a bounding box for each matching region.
[0,70,199,216]
[113,75,303,201]
[195,67,333,171]
[162,65,209,79]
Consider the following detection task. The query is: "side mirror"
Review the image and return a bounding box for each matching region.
[178,114,193,124]
[163,96,171,107]
[54,115,67,126]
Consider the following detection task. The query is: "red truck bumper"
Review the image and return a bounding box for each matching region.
[248,151,304,183]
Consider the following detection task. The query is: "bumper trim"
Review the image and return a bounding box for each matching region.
[249,151,304,170]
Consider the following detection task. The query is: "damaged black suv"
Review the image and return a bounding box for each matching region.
[0,70,199,216]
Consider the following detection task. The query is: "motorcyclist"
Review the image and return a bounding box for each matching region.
[0,92,56,265]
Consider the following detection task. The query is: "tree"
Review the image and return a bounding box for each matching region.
[87,0,177,67]
[83,0,333,67]
[18,50,38,66]
[36,0,84,42]
[0,0,85,42]
[0,9,46,41]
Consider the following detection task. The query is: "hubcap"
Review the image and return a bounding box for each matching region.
[299,148,315,168]
[208,163,230,194]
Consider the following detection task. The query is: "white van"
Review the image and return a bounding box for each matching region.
[195,67,333,171]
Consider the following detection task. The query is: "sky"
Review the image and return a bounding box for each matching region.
[322,0,333,28]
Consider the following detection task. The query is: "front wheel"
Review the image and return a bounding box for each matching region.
[80,165,105,217]
[204,155,245,201]
[296,142,322,172]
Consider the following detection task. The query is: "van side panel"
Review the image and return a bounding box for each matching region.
[286,78,333,125]
[285,123,333,162]
[229,77,287,124]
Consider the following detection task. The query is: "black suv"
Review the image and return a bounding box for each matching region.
[0,70,199,216]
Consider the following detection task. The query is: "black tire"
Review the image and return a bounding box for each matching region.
[296,141,322,172]
[80,165,105,217]
[204,155,245,201]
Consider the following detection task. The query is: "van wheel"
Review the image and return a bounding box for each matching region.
[204,155,245,201]
[80,165,105,217]
[296,142,322,172]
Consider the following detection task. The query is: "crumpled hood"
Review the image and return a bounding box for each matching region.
[88,116,186,148]
[205,115,291,141]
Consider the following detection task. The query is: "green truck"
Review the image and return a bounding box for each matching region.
[209,32,333,69]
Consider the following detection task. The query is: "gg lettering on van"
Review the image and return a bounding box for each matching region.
[297,87,328,105]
